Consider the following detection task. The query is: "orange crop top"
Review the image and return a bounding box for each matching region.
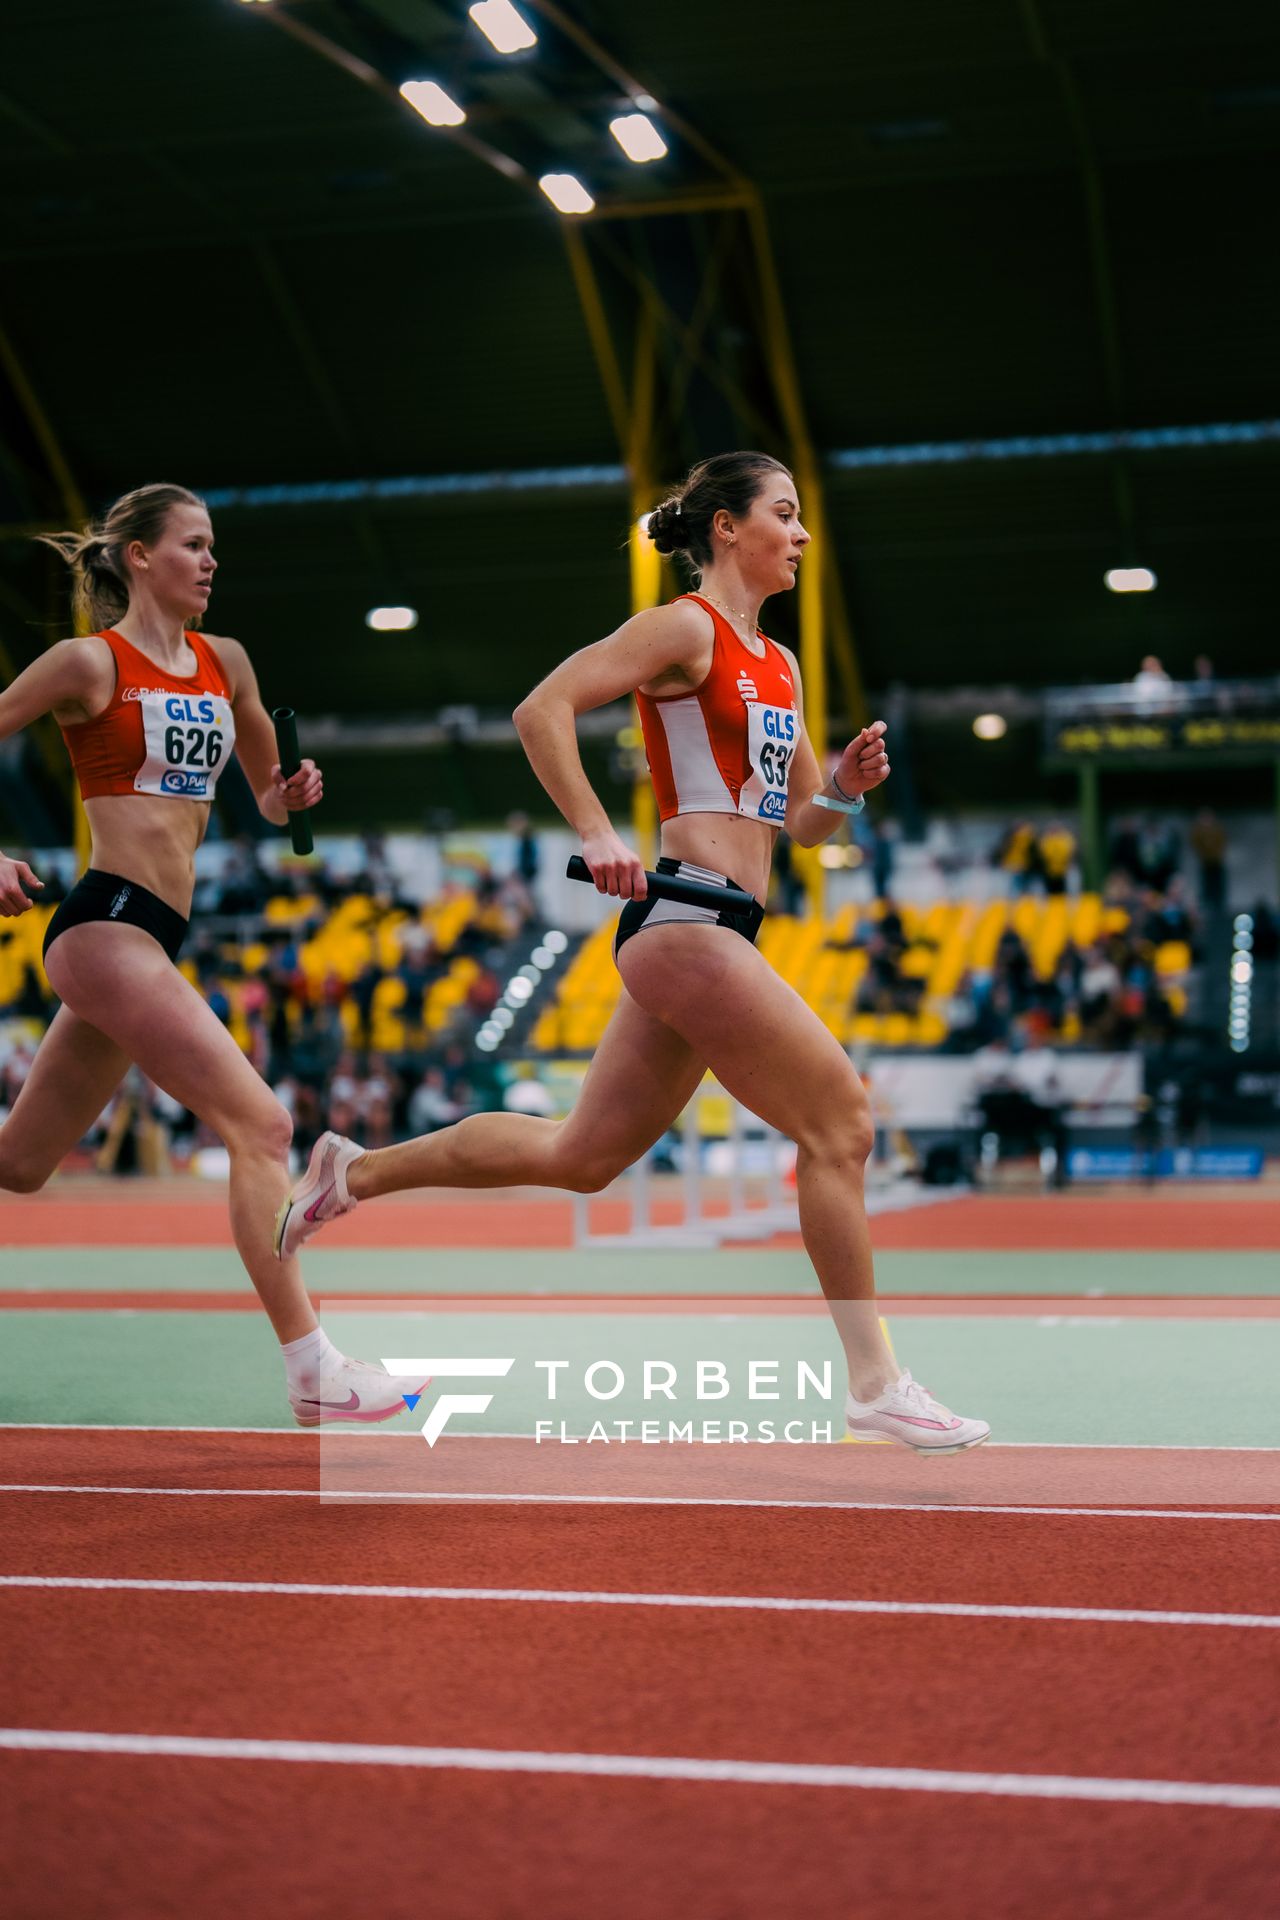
[61,628,237,803]
[635,593,799,825]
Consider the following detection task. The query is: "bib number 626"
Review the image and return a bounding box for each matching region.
[164,725,223,769]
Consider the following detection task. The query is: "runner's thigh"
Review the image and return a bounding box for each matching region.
[555,983,706,1180]
[618,925,869,1148]
[0,1004,131,1185]
[45,924,287,1141]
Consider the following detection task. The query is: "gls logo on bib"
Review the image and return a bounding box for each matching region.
[739,701,797,821]
[134,689,236,800]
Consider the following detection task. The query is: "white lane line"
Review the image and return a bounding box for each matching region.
[1,1728,1277,1808]
[0,1483,1276,1521]
[1,1574,1276,1629]
[1,1422,1278,1454]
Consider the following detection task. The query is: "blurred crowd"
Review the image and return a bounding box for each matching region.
[836,805,1267,1055]
[3,804,1277,1176]
[0,831,544,1169]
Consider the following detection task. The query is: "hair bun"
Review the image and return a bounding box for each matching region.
[646,500,687,556]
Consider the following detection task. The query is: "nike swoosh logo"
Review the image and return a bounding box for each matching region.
[304,1192,332,1223]
[293,1390,360,1411]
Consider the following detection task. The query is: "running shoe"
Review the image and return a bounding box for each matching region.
[846,1370,990,1456]
[289,1353,430,1428]
[274,1131,362,1259]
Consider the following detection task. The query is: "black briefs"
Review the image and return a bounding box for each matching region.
[614,857,764,960]
[42,869,189,966]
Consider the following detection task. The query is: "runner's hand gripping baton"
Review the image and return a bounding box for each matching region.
[566,854,754,914]
[271,707,314,856]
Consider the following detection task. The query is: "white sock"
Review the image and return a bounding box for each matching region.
[281,1325,340,1393]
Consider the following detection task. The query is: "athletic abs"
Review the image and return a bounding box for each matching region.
[659,812,775,906]
[82,792,210,918]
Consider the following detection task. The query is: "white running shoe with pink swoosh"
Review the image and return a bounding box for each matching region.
[289,1354,430,1428]
[846,1371,990,1455]
[274,1131,362,1260]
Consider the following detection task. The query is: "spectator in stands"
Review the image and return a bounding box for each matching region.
[215,838,271,916]
[349,960,383,1049]
[994,924,1034,1011]
[325,1051,361,1141]
[855,929,914,1016]
[507,812,542,919]
[356,1053,398,1151]
[1132,654,1173,712]
[1190,809,1228,910]
[1111,815,1180,894]
[1035,821,1076,895]
[870,818,895,902]
[395,920,437,1038]
[1141,877,1199,953]
[994,821,1038,895]
[1079,943,1122,1041]
[357,832,396,900]
[1137,817,1181,892]
[407,1065,463,1135]
[1106,816,1143,888]
[877,898,908,960]
[465,960,501,1020]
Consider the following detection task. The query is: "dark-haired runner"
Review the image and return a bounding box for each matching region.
[279,453,988,1451]
[0,484,425,1424]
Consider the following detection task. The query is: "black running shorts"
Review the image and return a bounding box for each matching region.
[614,856,764,960]
[42,868,189,966]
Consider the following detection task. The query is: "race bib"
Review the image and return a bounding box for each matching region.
[739,702,797,823]
[134,691,236,800]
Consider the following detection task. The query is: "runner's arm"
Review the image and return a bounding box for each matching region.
[0,638,107,911]
[777,644,889,846]
[209,635,323,828]
[512,604,706,895]
[0,637,107,741]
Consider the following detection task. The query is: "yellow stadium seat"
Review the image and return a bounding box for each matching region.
[1071,894,1103,948]
[970,901,1008,970]
[1155,941,1192,977]
[532,1010,561,1050]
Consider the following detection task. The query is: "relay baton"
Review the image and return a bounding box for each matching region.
[271,707,314,856]
[566,854,754,914]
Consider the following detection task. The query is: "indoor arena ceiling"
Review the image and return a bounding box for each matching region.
[2,0,1279,789]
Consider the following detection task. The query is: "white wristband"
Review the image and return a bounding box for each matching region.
[813,783,865,815]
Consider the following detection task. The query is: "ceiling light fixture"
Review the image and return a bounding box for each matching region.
[399,80,466,127]
[365,606,418,632]
[609,113,668,163]
[539,172,595,215]
[469,0,537,55]
[1104,566,1157,593]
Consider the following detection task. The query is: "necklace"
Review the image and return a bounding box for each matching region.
[700,589,759,631]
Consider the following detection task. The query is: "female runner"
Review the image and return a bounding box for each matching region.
[278,452,988,1450]
[0,483,424,1424]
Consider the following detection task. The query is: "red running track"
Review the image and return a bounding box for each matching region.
[3,1431,1279,1920]
[2,1462,1279,1917]
[3,1186,1278,1248]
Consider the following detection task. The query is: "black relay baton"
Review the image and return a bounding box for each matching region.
[271,707,314,856]
[566,854,754,914]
